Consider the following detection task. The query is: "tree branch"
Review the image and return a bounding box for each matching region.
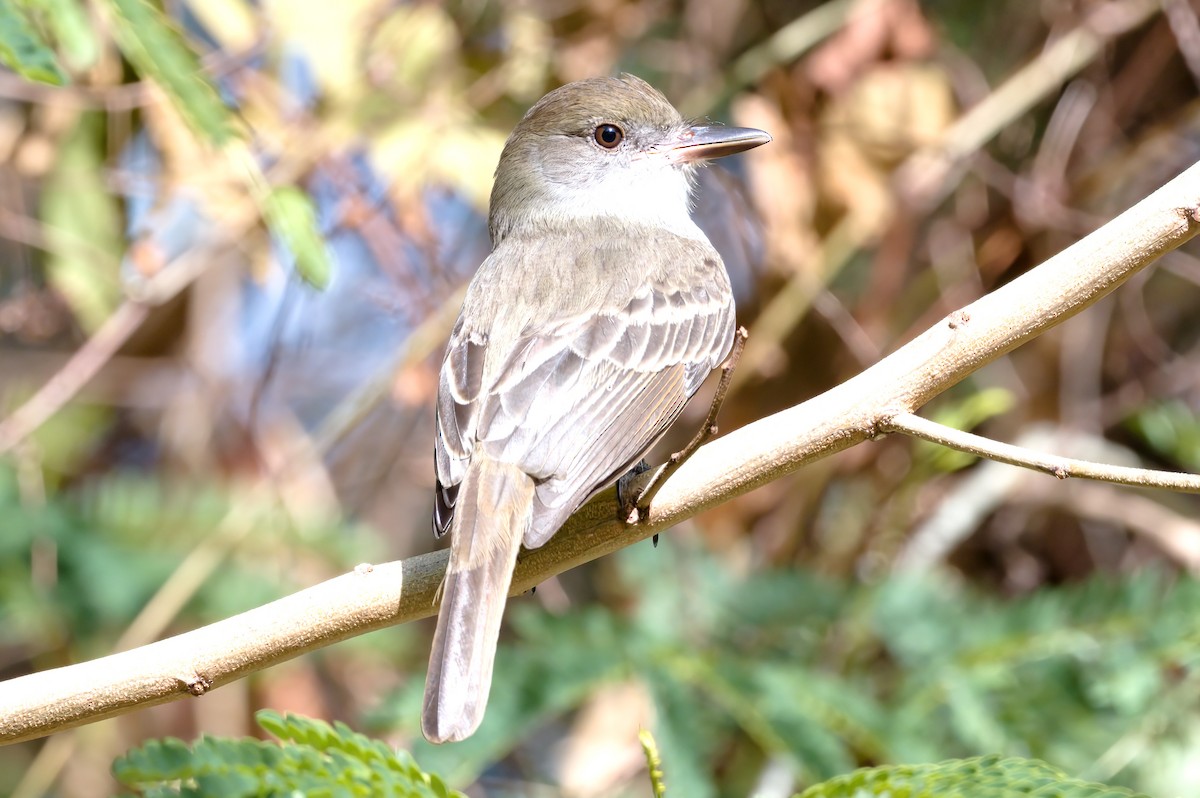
[3,159,1199,746]
[882,411,1200,492]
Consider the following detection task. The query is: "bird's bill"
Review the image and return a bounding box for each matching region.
[665,125,772,163]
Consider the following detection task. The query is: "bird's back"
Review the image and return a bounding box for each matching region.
[435,221,735,547]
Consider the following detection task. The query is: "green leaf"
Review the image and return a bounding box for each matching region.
[113,737,197,782]
[102,0,235,146]
[113,711,466,797]
[646,668,720,798]
[920,387,1017,472]
[796,754,1152,798]
[27,0,98,71]
[942,672,1010,754]
[0,3,66,84]
[1126,399,1200,471]
[263,187,333,290]
[40,112,123,331]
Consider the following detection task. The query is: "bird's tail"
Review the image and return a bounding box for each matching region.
[422,457,534,743]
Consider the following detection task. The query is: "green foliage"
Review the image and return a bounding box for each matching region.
[263,187,334,290]
[25,0,98,71]
[39,111,125,331]
[369,544,1199,793]
[102,0,236,146]
[797,754,1151,798]
[639,729,667,798]
[1126,400,1200,471]
[113,710,463,797]
[0,467,370,656]
[0,2,66,85]
[919,388,1017,472]
[114,715,1155,798]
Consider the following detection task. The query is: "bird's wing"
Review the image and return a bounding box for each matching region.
[434,244,734,545]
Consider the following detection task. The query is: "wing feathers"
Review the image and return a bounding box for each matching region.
[433,232,734,544]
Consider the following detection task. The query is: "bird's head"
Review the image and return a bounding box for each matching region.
[488,74,770,243]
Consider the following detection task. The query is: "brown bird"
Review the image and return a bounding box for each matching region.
[424,74,770,743]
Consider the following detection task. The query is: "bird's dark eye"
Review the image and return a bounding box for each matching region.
[593,123,623,149]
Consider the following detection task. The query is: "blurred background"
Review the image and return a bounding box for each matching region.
[3,0,1200,795]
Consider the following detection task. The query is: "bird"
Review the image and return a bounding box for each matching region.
[423,73,770,743]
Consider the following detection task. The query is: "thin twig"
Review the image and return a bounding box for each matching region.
[883,411,1200,492]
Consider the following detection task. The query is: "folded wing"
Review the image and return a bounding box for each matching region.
[435,245,734,547]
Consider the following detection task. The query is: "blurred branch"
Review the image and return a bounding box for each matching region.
[735,0,1159,391]
[883,411,1200,492]
[1161,0,1200,88]
[732,212,867,393]
[0,133,331,457]
[896,0,1159,209]
[679,0,852,117]
[0,240,217,456]
[2,156,1200,746]
[895,425,1200,573]
[0,70,154,110]
[1016,479,1200,572]
[0,300,149,456]
[312,284,466,456]
[0,350,187,408]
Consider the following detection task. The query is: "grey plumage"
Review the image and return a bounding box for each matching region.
[422,75,767,743]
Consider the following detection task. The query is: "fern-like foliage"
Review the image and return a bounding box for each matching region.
[112,710,463,797]
[371,543,1200,795]
[797,754,1151,798]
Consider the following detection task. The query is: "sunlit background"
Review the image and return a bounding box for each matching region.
[3,0,1200,795]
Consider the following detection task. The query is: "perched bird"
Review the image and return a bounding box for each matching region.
[424,74,770,743]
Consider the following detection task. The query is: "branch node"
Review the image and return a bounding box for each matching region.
[947,310,971,329]
[1053,465,1070,480]
[177,672,213,697]
[868,414,897,440]
[354,562,375,575]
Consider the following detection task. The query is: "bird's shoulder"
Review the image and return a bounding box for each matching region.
[460,222,729,333]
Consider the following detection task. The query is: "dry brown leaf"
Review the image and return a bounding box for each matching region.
[819,63,954,241]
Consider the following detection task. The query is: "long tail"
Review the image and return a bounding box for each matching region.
[422,457,534,743]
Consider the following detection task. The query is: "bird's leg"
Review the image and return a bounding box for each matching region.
[617,459,653,532]
[622,326,748,526]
